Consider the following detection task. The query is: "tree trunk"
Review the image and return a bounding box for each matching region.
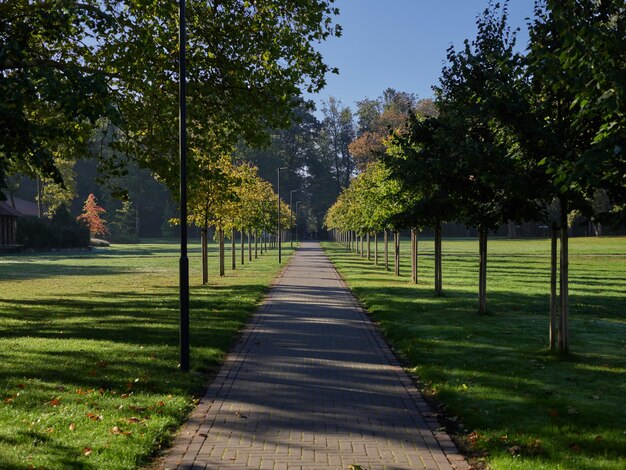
[394,231,400,276]
[219,228,225,277]
[559,205,570,354]
[361,234,365,258]
[374,232,378,266]
[507,220,516,238]
[384,230,389,271]
[231,228,236,270]
[367,233,371,260]
[255,232,258,259]
[411,228,418,284]
[36,178,44,218]
[594,223,602,237]
[549,222,558,351]
[248,231,252,262]
[201,224,208,285]
[478,227,488,314]
[435,222,443,296]
[241,228,245,265]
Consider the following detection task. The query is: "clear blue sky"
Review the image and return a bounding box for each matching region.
[307,0,536,112]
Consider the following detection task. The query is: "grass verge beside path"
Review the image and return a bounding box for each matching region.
[0,240,293,469]
[322,237,626,470]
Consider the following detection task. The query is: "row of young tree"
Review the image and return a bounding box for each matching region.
[325,0,626,356]
[187,157,294,284]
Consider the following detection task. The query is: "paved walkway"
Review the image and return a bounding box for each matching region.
[163,242,468,470]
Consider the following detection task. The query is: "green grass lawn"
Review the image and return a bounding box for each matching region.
[323,236,626,470]
[0,240,292,470]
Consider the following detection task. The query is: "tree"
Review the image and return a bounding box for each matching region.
[2,1,341,208]
[0,1,115,198]
[110,200,139,243]
[436,1,542,313]
[385,115,460,295]
[499,0,626,354]
[320,97,355,191]
[77,193,108,238]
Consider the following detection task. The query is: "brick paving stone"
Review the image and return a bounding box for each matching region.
[161,242,469,470]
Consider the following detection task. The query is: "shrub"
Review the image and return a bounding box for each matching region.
[16,206,90,249]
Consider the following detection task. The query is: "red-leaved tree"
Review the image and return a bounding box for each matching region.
[77,193,109,237]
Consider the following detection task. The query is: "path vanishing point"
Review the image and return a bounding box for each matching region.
[163,242,469,470]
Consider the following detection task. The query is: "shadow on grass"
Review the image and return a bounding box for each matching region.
[322,243,626,468]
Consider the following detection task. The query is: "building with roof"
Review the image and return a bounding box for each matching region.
[0,201,21,247]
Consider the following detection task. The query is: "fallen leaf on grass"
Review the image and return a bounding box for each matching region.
[44,427,54,433]
[86,413,103,421]
[110,426,131,436]
[126,417,143,424]
[595,435,603,442]
[83,447,92,456]
[69,423,76,431]
[508,445,522,456]
[17,384,25,389]
[157,401,165,407]
[569,443,582,453]
[47,398,61,407]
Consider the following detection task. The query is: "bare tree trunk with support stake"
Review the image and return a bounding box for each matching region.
[434,222,443,296]
[559,204,570,354]
[478,226,488,313]
[550,222,558,351]
[255,231,258,259]
[231,227,236,270]
[241,228,245,265]
[367,233,371,260]
[201,221,208,285]
[384,230,389,271]
[411,228,418,284]
[219,228,225,277]
[248,230,252,262]
[394,231,400,276]
[374,232,378,265]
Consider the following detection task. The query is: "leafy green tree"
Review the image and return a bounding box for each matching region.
[500,0,626,353]
[110,200,139,243]
[0,1,115,197]
[436,1,542,313]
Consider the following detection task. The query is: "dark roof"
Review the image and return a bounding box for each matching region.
[0,201,22,217]
[12,197,39,217]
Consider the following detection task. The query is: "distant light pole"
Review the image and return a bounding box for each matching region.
[277,167,287,263]
[289,190,297,248]
[295,201,302,243]
[178,0,190,372]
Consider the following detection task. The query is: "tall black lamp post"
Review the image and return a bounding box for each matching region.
[289,190,297,248]
[277,167,287,263]
[178,0,190,372]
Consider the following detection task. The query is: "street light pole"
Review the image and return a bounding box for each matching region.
[295,201,301,243]
[289,190,297,248]
[178,0,190,372]
[277,167,287,263]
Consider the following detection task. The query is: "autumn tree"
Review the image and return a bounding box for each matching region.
[77,193,108,238]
